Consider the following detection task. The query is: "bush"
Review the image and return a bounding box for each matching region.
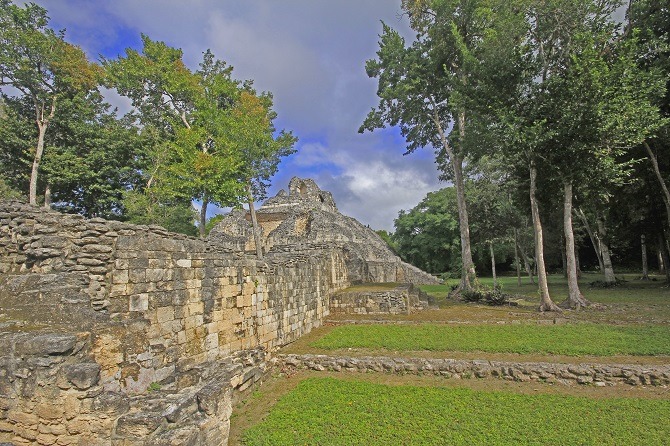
[460,286,511,306]
[461,290,483,302]
[483,287,510,306]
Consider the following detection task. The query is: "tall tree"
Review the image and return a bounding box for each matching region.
[0,0,101,205]
[626,0,670,233]
[104,38,245,237]
[361,0,521,291]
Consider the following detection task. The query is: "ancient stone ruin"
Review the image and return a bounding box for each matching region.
[209,177,438,285]
[0,178,437,445]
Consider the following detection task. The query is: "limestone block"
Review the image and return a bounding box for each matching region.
[186,301,203,316]
[34,403,64,421]
[15,334,77,357]
[175,259,191,268]
[63,363,100,390]
[7,411,39,426]
[114,412,163,437]
[128,268,145,284]
[156,307,175,323]
[129,294,148,312]
[204,333,219,351]
[145,268,166,282]
[112,270,129,285]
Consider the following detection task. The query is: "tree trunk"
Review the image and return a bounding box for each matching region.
[29,121,48,206]
[529,162,561,312]
[575,247,582,279]
[29,98,56,206]
[199,195,208,239]
[560,234,568,278]
[641,234,649,280]
[561,181,590,309]
[516,237,535,284]
[432,103,476,292]
[514,229,522,287]
[44,183,52,209]
[659,232,670,282]
[658,246,665,274]
[453,153,476,291]
[576,208,605,274]
[596,217,616,284]
[489,241,497,288]
[247,182,264,259]
[644,141,670,233]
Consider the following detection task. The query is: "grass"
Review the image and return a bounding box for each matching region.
[234,273,670,444]
[242,377,670,446]
[309,323,670,356]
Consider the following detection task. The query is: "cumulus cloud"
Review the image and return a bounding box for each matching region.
[32,0,444,231]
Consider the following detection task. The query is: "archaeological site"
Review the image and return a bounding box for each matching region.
[0,177,437,445]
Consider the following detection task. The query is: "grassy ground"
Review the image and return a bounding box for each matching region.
[239,376,670,446]
[232,273,670,445]
[309,323,670,356]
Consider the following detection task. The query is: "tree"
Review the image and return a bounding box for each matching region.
[626,0,670,233]
[104,38,245,237]
[393,187,462,275]
[0,90,143,218]
[228,87,297,258]
[0,0,101,205]
[362,0,520,291]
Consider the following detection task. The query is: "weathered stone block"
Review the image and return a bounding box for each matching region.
[129,294,149,312]
[156,306,175,323]
[15,334,77,357]
[115,412,164,437]
[112,269,129,285]
[91,392,130,416]
[64,363,100,390]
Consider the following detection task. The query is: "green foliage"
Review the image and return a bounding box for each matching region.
[0,0,102,204]
[310,323,670,356]
[0,174,22,200]
[243,377,670,445]
[204,214,226,236]
[122,190,197,236]
[393,187,461,274]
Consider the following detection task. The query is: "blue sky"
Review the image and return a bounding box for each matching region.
[32,0,444,231]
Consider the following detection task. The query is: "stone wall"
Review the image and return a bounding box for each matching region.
[0,201,350,444]
[330,284,431,315]
[0,329,266,446]
[280,354,670,387]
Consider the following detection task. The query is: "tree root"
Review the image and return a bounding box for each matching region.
[559,294,592,310]
[538,301,563,312]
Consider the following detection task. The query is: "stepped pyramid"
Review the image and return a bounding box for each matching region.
[209,177,439,285]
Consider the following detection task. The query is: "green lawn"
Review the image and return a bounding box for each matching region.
[242,378,670,445]
[310,323,670,356]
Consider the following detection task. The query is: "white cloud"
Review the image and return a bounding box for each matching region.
[30,0,444,231]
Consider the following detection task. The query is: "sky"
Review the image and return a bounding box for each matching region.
[29,0,445,231]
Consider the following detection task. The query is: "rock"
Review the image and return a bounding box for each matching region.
[114,412,164,437]
[64,363,101,390]
[92,392,130,415]
[15,334,77,356]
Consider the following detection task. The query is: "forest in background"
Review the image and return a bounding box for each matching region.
[363,0,669,310]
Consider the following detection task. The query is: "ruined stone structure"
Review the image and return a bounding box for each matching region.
[0,178,437,445]
[330,284,432,315]
[209,177,439,285]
